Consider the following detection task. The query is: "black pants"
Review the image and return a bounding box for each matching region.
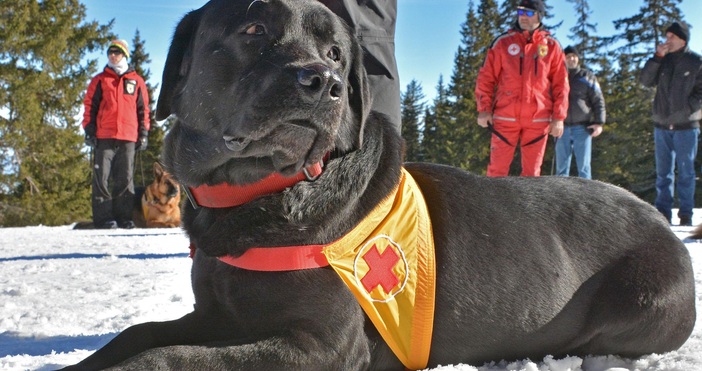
[320,0,401,131]
[92,139,135,226]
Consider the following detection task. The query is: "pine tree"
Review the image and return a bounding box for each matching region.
[421,77,452,165]
[565,0,600,66]
[0,0,110,226]
[400,80,425,162]
[449,0,501,173]
[129,29,166,188]
[609,0,684,66]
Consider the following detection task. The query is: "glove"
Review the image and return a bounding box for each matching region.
[84,134,97,148]
[135,136,148,151]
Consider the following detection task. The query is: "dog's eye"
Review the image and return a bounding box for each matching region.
[244,24,267,35]
[327,46,341,62]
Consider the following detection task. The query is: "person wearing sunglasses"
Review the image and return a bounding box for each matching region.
[81,39,151,229]
[475,0,569,177]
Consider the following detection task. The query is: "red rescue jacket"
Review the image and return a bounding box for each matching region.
[82,66,150,142]
[475,24,569,123]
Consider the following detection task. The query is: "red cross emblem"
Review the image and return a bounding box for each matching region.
[360,243,400,294]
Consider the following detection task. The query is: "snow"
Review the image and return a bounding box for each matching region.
[2,213,702,371]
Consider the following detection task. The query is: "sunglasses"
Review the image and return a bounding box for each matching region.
[107,49,123,56]
[517,9,536,17]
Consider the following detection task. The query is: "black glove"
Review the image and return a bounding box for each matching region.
[84,134,97,148]
[135,136,148,151]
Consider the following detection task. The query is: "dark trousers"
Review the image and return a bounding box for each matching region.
[92,139,135,226]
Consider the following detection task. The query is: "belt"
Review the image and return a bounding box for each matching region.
[654,122,700,131]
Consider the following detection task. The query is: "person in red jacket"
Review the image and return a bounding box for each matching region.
[82,39,150,229]
[475,0,569,176]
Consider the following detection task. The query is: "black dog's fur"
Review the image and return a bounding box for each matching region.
[64,0,696,369]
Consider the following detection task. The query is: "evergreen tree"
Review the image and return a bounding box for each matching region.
[448,0,501,173]
[400,79,425,162]
[0,0,110,226]
[421,77,452,165]
[565,0,600,66]
[609,0,684,66]
[129,29,166,188]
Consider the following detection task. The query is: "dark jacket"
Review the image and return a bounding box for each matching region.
[82,66,150,142]
[640,46,702,129]
[565,66,606,125]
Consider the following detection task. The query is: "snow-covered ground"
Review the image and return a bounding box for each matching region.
[2,212,702,371]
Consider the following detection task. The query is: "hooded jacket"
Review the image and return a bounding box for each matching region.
[82,66,150,141]
[475,22,569,123]
[640,46,702,129]
[565,66,606,125]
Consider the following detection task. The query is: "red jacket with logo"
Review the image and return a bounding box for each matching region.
[82,66,150,142]
[475,25,569,123]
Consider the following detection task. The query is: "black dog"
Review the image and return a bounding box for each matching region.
[63,0,695,369]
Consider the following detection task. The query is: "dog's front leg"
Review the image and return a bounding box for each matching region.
[105,331,372,371]
[60,311,235,371]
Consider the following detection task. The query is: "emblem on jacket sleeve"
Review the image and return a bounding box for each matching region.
[538,44,549,57]
[508,44,521,56]
[124,79,137,95]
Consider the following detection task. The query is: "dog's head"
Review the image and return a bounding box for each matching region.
[152,162,181,200]
[156,0,371,186]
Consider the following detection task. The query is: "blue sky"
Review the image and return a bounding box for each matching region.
[84,0,702,104]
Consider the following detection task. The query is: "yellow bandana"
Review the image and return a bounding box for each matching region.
[322,168,436,370]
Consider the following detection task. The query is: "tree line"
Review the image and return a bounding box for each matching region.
[0,0,690,226]
[400,0,690,204]
[0,0,168,226]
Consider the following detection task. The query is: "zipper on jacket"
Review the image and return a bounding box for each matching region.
[520,53,524,75]
[534,54,538,75]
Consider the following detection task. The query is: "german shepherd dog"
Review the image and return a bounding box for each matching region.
[134,162,181,228]
[63,0,695,369]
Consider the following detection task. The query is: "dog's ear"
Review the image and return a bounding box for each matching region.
[155,9,202,121]
[347,36,371,149]
[153,162,165,178]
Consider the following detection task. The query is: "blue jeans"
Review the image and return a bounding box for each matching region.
[555,125,592,179]
[654,127,699,220]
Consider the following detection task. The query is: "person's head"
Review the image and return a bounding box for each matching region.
[564,45,580,69]
[107,39,130,64]
[516,0,545,32]
[664,22,689,53]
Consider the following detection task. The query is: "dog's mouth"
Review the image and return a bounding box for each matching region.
[220,120,333,177]
[223,136,251,152]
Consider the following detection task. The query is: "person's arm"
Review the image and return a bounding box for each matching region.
[136,77,150,135]
[82,77,102,137]
[548,41,569,137]
[588,72,606,125]
[639,55,663,88]
[475,43,500,126]
[688,58,702,115]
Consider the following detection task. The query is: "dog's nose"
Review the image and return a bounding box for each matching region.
[297,64,343,101]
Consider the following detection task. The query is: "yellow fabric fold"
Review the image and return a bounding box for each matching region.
[323,168,435,370]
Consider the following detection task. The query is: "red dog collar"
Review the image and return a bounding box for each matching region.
[185,162,323,209]
[189,242,330,271]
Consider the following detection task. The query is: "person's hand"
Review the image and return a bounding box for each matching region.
[135,136,148,151]
[587,124,603,137]
[656,43,669,57]
[477,112,492,128]
[84,134,97,148]
[549,119,564,138]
